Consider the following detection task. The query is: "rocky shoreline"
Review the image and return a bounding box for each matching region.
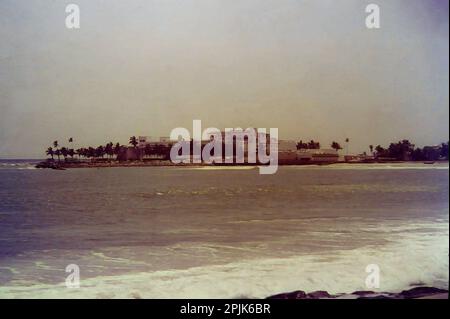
[267,287,448,299]
[35,159,194,169]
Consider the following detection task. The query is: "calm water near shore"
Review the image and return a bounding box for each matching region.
[0,162,448,298]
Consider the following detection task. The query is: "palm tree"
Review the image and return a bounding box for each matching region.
[129,136,138,148]
[95,146,105,159]
[52,141,60,161]
[374,145,386,158]
[345,138,350,155]
[369,145,374,155]
[331,141,343,152]
[308,140,320,149]
[68,138,74,157]
[113,143,121,159]
[46,147,54,160]
[60,147,68,161]
[87,147,96,159]
[54,149,61,162]
[296,140,306,150]
[129,136,140,159]
[76,148,84,159]
[105,142,114,160]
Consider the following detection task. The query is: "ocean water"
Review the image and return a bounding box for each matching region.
[0,162,448,298]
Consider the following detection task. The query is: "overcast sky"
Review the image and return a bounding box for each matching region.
[0,0,448,158]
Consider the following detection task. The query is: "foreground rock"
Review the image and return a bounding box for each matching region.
[267,287,448,299]
[35,161,66,170]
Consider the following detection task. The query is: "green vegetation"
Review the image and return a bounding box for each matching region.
[296,140,320,150]
[374,140,449,161]
[331,141,343,152]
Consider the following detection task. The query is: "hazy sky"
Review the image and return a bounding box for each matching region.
[0,0,448,158]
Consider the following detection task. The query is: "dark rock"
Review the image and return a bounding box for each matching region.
[35,160,65,170]
[267,286,448,300]
[399,287,448,299]
[306,291,332,299]
[357,294,397,299]
[267,290,307,299]
[351,291,376,296]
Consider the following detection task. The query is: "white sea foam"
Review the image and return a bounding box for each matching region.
[17,166,38,170]
[285,163,449,170]
[0,161,39,170]
[0,227,447,299]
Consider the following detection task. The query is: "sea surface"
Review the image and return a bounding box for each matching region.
[0,161,448,298]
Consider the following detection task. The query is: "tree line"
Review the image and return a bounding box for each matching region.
[296,138,449,161]
[373,140,448,161]
[297,138,350,152]
[45,136,171,161]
